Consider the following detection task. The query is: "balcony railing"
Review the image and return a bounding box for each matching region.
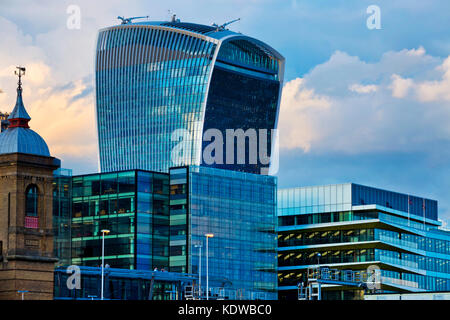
[378,254,419,269]
[378,234,419,250]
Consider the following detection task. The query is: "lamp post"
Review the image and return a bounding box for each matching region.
[194,243,202,299]
[17,290,28,301]
[100,229,110,300]
[205,233,214,300]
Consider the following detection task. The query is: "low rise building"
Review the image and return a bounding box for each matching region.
[278,183,450,300]
[56,166,278,300]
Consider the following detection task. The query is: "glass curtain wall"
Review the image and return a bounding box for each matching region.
[70,170,170,270]
[169,166,278,300]
[96,25,217,173]
[53,168,73,266]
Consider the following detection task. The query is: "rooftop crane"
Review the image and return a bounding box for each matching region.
[212,18,241,31]
[117,16,149,25]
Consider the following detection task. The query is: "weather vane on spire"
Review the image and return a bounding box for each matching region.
[14,66,26,90]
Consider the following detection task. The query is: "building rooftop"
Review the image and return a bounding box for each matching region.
[102,17,284,62]
[0,127,50,156]
[120,18,239,40]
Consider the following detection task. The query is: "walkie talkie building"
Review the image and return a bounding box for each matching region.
[95,19,284,174]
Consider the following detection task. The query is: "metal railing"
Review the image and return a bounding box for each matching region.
[307,266,371,284]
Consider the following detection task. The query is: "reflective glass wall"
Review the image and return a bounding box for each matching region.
[278,183,450,299]
[278,184,352,215]
[54,266,193,300]
[95,23,284,176]
[70,170,170,270]
[201,38,282,175]
[53,168,73,266]
[201,66,280,174]
[169,166,278,300]
[279,183,437,221]
[96,25,217,172]
[352,183,438,221]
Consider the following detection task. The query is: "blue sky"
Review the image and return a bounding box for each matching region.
[0,0,449,224]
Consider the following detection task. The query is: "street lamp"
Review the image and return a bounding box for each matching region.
[17,290,28,301]
[205,233,214,300]
[194,243,202,299]
[316,252,321,265]
[100,229,110,300]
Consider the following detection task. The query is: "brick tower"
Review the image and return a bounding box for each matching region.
[0,67,60,300]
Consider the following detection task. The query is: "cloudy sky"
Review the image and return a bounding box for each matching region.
[0,0,449,224]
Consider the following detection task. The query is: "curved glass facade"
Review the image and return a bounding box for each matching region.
[95,22,284,174]
[96,25,217,172]
[201,65,280,174]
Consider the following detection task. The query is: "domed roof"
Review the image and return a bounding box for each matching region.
[0,68,51,157]
[0,127,50,156]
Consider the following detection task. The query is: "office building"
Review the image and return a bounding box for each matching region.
[277,183,450,300]
[66,166,278,299]
[70,170,170,270]
[95,18,284,174]
[168,166,277,299]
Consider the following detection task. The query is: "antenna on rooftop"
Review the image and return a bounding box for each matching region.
[168,10,180,23]
[117,16,150,25]
[212,18,241,31]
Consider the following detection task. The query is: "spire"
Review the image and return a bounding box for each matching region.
[8,66,31,128]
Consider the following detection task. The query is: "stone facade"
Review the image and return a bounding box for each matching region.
[0,153,60,300]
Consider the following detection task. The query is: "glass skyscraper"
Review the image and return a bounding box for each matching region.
[95,20,284,174]
[277,183,450,300]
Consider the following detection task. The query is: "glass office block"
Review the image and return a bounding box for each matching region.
[70,170,170,270]
[169,166,278,299]
[278,183,450,299]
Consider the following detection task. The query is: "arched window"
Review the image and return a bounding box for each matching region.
[25,185,38,217]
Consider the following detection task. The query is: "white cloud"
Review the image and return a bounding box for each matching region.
[405,46,426,57]
[0,15,97,172]
[278,48,450,155]
[390,74,414,98]
[349,83,378,94]
[387,56,450,102]
[416,56,450,102]
[278,78,330,151]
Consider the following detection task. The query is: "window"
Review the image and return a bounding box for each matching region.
[25,184,38,217]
